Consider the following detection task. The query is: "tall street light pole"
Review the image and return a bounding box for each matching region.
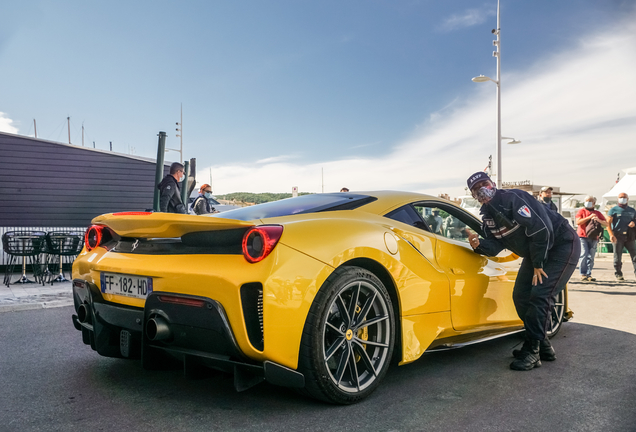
[472,0,504,188]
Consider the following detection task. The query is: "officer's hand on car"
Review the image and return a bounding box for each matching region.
[467,231,480,249]
[533,268,548,286]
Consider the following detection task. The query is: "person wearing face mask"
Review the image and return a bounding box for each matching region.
[575,196,607,281]
[606,192,636,281]
[465,171,580,371]
[157,162,187,214]
[538,186,558,212]
[192,184,216,215]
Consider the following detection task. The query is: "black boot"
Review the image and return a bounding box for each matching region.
[510,339,541,371]
[513,338,556,361]
[539,338,556,361]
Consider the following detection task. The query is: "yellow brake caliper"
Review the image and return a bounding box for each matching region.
[355,304,368,362]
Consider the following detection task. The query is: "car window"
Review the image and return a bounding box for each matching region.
[413,202,482,243]
[211,193,377,221]
[385,205,429,232]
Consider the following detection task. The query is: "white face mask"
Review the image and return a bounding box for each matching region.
[584,201,594,209]
[618,197,628,205]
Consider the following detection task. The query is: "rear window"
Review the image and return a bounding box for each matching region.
[211,193,376,221]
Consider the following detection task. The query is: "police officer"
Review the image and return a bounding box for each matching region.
[157,162,187,214]
[465,172,580,371]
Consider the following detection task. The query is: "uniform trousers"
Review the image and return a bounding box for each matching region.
[512,225,580,341]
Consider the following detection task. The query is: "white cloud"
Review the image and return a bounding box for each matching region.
[0,112,18,134]
[438,8,496,32]
[207,13,636,203]
[256,155,297,164]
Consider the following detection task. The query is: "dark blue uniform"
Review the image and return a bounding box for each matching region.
[475,189,580,340]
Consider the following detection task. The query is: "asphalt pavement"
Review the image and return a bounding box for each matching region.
[1,254,636,431]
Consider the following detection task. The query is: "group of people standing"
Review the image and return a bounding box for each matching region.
[157,162,217,215]
[573,192,636,282]
[538,185,636,282]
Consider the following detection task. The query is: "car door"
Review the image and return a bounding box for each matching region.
[383,204,451,315]
[413,201,521,331]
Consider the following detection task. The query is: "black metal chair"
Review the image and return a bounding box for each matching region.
[46,231,85,283]
[2,231,47,287]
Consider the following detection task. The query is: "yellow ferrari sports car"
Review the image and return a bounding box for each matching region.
[71,191,570,404]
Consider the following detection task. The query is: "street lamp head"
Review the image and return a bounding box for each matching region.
[502,137,522,145]
[472,75,493,83]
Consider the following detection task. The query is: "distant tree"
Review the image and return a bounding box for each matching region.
[216,192,313,204]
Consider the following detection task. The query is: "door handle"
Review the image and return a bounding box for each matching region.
[451,268,465,275]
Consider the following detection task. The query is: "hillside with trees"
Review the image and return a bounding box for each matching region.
[215,192,313,205]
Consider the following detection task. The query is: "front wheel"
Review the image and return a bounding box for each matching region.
[298,266,395,404]
[546,289,565,338]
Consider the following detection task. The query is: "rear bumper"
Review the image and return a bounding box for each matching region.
[71,278,304,391]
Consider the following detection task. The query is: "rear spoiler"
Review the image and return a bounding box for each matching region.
[91,212,254,238]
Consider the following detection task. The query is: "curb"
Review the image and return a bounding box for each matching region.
[0,298,74,313]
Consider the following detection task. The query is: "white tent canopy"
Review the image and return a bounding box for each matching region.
[602,167,636,203]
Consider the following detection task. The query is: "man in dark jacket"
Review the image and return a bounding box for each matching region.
[157,162,187,214]
[466,172,580,371]
[538,186,558,212]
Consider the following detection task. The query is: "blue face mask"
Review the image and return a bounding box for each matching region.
[204,192,211,198]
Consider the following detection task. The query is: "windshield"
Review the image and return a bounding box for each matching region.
[211,193,376,221]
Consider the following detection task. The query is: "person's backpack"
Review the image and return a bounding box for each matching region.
[585,211,604,240]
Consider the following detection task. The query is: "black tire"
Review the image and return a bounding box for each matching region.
[546,289,565,338]
[298,266,395,404]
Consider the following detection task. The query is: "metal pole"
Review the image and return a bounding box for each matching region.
[180,104,183,164]
[495,0,502,188]
[180,160,190,205]
[153,132,167,211]
[67,117,71,144]
[33,119,37,138]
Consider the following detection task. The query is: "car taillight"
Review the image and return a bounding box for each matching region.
[85,225,105,251]
[242,225,283,263]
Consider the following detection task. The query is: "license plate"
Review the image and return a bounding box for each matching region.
[100,272,153,299]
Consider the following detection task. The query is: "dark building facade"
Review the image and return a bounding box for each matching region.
[0,131,169,227]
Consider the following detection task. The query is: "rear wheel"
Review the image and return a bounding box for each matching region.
[546,289,565,338]
[298,266,395,404]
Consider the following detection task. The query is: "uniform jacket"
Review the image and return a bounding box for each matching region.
[475,189,568,269]
[157,175,186,214]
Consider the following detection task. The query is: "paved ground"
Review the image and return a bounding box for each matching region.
[1,254,635,336]
[0,278,73,312]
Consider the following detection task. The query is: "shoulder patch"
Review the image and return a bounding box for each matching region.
[166,185,171,190]
[517,205,532,218]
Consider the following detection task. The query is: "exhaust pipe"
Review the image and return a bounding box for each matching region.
[77,304,91,324]
[146,316,171,341]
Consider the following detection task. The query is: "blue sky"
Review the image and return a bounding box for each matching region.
[1,0,635,199]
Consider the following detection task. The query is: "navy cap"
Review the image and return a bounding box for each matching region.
[467,171,492,190]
